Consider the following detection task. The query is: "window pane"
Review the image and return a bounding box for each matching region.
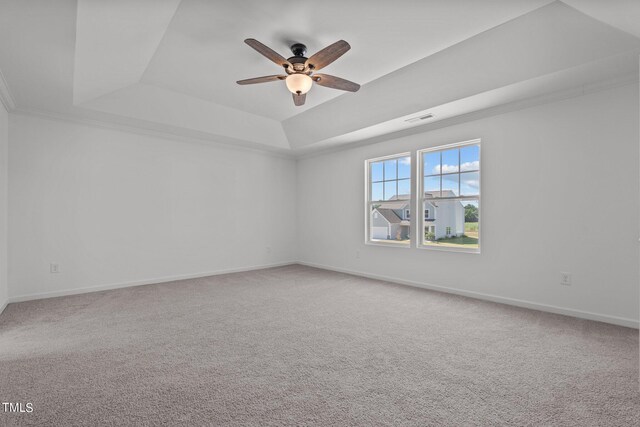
[460,145,479,172]
[384,159,397,181]
[441,148,459,174]
[441,174,459,196]
[384,181,397,200]
[367,154,413,245]
[371,182,384,201]
[424,176,440,198]
[460,172,479,196]
[397,179,410,199]
[423,152,440,176]
[370,202,410,244]
[423,199,479,249]
[371,161,384,182]
[397,156,411,179]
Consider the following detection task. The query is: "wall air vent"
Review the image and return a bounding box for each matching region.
[404,113,434,123]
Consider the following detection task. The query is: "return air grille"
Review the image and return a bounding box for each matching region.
[404,113,434,123]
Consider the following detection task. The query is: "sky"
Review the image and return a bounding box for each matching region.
[371,145,480,201]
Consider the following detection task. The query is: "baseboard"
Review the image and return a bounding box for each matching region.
[7,261,296,304]
[0,299,7,316]
[296,261,639,329]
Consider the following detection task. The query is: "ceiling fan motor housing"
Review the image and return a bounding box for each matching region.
[287,43,308,72]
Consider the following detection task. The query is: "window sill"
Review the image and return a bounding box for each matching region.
[365,240,411,248]
[417,244,480,254]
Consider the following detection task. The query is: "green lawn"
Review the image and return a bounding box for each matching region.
[435,235,478,247]
[424,222,479,248]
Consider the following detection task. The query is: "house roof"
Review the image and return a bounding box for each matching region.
[382,195,410,209]
[388,190,458,200]
[375,208,403,224]
[379,190,460,209]
[424,190,458,198]
[388,194,410,201]
[377,201,408,210]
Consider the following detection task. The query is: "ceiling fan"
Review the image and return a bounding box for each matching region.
[237,39,360,106]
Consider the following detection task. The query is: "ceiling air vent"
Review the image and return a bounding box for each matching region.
[405,113,434,123]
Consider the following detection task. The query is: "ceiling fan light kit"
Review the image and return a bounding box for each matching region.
[285,73,312,95]
[237,39,360,106]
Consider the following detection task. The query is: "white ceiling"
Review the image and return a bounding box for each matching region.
[73,0,181,105]
[0,0,639,154]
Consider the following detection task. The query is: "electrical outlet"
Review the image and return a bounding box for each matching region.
[50,263,60,274]
[560,272,571,286]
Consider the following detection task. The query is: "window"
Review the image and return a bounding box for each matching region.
[418,140,480,252]
[366,153,411,245]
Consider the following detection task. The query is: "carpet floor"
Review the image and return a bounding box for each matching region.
[0,265,638,426]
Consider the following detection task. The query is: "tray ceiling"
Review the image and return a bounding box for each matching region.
[0,0,639,154]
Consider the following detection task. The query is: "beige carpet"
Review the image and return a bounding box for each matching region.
[0,265,638,426]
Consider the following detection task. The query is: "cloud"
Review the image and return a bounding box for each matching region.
[462,179,479,189]
[460,161,479,172]
[431,161,479,174]
[441,164,459,174]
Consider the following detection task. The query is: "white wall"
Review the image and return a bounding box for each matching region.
[0,101,7,312]
[8,114,297,300]
[297,84,640,327]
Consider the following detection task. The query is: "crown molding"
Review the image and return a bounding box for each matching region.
[11,106,296,160]
[0,68,16,111]
[7,69,638,161]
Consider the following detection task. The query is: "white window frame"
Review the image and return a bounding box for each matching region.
[417,139,481,254]
[364,152,412,247]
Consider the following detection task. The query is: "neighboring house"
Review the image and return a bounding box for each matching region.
[371,207,410,240]
[371,191,464,241]
[423,191,465,240]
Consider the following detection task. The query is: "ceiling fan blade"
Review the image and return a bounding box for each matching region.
[305,40,350,71]
[292,93,306,106]
[312,74,360,92]
[244,38,291,69]
[236,75,287,85]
